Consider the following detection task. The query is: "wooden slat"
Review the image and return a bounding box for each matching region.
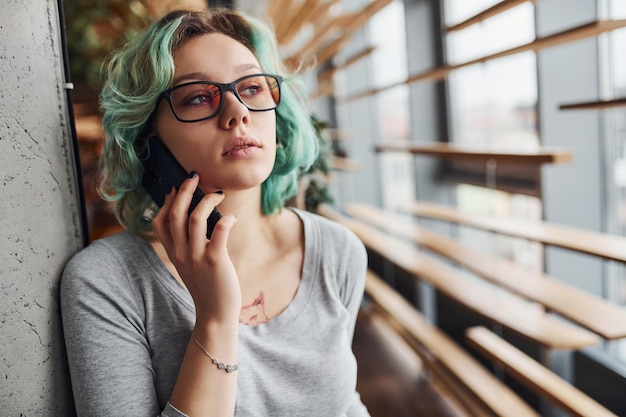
[366,307,493,417]
[330,156,361,171]
[342,19,626,102]
[309,0,340,28]
[375,142,573,165]
[466,327,618,417]
[559,97,626,110]
[318,46,376,82]
[273,0,303,44]
[266,0,291,26]
[309,82,335,100]
[446,0,536,32]
[74,115,104,142]
[408,201,626,264]
[347,203,626,340]
[308,0,393,66]
[366,271,540,417]
[463,20,626,66]
[327,128,359,141]
[286,12,345,66]
[277,0,321,45]
[318,205,600,349]
[313,35,353,67]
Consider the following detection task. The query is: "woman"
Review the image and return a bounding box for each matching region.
[60,8,370,417]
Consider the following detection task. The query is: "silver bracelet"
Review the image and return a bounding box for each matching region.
[192,332,239,373]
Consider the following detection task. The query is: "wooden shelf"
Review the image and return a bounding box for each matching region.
[446,0,536,32]
[408,201,626,264]
[466,327,619,417]
[365,273,541,417]
[559,97,626,110]
[375,142,573,165]
[342,19,626,103]
[348,203,626,340]
[319,205,599,349]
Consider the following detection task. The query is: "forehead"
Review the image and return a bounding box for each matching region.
[172,33,261,82]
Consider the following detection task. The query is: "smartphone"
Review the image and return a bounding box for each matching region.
[140,136,222,239]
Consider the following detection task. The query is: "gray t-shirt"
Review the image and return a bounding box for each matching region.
[61,209,370,417]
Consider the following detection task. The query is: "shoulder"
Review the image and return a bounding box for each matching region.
[63,232,142,274]
[293,208,366,259]
[61,231,150,297]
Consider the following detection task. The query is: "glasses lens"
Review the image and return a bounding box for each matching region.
[170,83,222,121]
[236,75,280,111]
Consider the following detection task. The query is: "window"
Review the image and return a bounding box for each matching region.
[369,1,415,209]
[444,0,543,271]
[603,0,626,359]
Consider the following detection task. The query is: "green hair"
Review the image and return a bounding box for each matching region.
[98,9,318,238]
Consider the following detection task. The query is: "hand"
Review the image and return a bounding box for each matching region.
[152,174,241,324]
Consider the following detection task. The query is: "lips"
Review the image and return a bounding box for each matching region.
[222,136,262,157]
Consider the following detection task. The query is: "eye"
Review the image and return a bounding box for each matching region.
[173,84,221,109]
[237,77,267,98]
[239,84,262,97]
[187,87,220,107]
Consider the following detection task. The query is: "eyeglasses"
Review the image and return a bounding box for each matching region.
[156,73,282,123]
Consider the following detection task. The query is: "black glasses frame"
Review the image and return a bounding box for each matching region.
[156,73,283,123]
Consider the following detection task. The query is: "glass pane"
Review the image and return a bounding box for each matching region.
[448,52,538,147]
[606,0,626,334]
[446,2,535,64]
[369,1,415,209]
[369,1,408,86]
[443,0,501,28]
[444,2,542,280]
[456,184,543,271]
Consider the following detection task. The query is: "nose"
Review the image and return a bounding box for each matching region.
[218,90,249,129]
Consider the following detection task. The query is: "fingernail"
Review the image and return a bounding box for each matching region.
[216,190,223,195]
[188,171,197,179]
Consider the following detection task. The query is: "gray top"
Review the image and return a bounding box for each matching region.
[61,209,370,417]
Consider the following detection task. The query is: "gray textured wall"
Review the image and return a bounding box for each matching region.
[1,0,85,415]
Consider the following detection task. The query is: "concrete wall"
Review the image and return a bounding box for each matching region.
[1,0,85,415]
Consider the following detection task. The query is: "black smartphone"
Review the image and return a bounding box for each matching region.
[140,136,222,239]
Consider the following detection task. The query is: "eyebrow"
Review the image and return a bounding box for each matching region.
[172,64,263,86]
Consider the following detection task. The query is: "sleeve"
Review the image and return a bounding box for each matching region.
[336,226,372,417]
[346,392,371,417]
[338,227,368,344]
[60,243,175,417]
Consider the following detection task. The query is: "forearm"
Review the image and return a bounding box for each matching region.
[169,320,239,417]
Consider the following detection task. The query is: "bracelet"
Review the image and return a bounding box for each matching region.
[192,332,239,373]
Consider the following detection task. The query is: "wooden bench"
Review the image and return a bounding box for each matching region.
[466,326,618,417]
[364,270,540,417]
[345,202,626,340]
[405,200,626,263]
[319,205,599,349]
[320,204,623,415]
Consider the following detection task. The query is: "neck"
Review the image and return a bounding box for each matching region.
[212,187,280,267]
[148,186,288,283]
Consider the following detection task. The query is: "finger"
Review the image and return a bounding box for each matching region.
[188,192,226,258]
[152,187,176,249]
[206,214,237,253]
[168,174,199,250]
